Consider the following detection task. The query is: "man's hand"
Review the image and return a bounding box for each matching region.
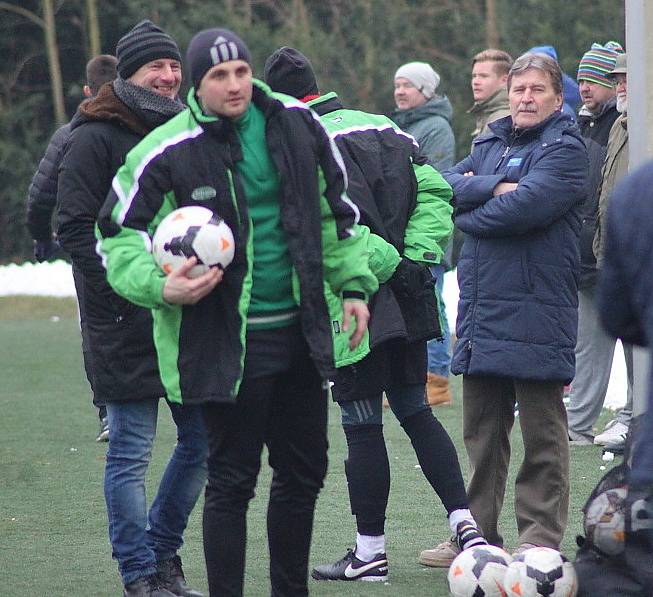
[493,181,519,196]
[342,299,370,350]
[162,257,223,305]
[463,171,475,177]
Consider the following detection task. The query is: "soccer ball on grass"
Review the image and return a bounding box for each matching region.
[503,547,577,597]
[447,545,513,596]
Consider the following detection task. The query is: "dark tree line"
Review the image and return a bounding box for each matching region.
[0,0,625,262]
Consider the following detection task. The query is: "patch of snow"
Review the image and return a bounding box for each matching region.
[0,261,628,409]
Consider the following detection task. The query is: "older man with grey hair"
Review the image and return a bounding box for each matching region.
[420,52,588,566]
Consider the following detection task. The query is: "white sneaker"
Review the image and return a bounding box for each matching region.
[594,421,629,446]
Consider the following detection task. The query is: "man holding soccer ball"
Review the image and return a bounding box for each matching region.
[98,28,376,597]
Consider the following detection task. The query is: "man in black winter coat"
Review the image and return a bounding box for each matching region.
[567,41,628,446]
[57,21,205,597]
[26,54,117,442]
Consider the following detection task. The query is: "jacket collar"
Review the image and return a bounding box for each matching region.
[307,92,343,116]
[468,87,509,116]
[76,83,150,136]
[487,110,577,145]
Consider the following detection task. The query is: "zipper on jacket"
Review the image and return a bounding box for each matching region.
[226,169,242,230]
[495,145,511,170]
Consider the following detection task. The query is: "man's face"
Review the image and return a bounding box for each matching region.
[394,77,427,110]
[614,73,627,113]
[196,60,253,119]
[579,79,616,113]
[508,68,563,129]
[471,61,508,102]
[128,58,182,99]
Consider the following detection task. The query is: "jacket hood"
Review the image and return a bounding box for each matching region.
[75,83,150,136]
[392,95,453,127]
[529,45,558,60]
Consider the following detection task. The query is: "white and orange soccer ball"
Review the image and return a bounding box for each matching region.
[447,545,513,597]
[503,547,577,597]
[152,206,235,278]
[583,486,627,556]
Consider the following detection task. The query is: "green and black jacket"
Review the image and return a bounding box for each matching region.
[97,80,377,405]
[306,92,453,367]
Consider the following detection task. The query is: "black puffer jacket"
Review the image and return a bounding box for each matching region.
[577,99,619,288]
[57,83,166,403]
[26,123,71,242]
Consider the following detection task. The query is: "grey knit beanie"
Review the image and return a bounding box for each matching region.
[394,62,440,99]
[116,20,181,80]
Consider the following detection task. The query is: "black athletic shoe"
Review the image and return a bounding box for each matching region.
[311,549,388,582]
[157,555,204,597]
[455,520,488,551]
[123,574,176,597]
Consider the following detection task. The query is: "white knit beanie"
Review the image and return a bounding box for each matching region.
[394,62,440,99]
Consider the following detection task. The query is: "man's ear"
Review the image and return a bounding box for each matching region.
[83,85,93,98]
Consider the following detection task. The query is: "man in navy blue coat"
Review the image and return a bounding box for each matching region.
[423,52,588,563]
[596,162,653,594]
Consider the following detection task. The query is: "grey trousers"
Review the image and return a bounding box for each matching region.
[463,375,570,549]
[567,285,634,440]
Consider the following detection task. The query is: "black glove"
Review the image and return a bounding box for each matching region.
[34,239,61,262]
[389,258,442,343]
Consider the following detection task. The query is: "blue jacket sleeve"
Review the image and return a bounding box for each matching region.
[454,138,588,238]
[443,153,504,213]
[597,177,647,346]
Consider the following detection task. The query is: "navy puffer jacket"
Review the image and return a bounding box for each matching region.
[444,111,588,383]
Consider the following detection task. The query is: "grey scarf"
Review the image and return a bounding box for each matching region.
[113,77,184,130]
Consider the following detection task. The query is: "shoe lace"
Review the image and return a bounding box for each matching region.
[337,549,357,566]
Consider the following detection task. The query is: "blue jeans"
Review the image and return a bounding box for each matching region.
[427,264,451,377]
[340,382,428,426]
[105,399,208,585]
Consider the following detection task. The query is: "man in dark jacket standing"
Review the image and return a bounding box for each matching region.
[567,41,625,445]
[264,47,488,579]
[26,54,117,443]
[58,21,205,597]
[427,52,588,562]
[26,54,117,263]
[98,29,376,597]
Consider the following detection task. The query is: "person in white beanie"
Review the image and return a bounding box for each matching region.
[392,61,456,408]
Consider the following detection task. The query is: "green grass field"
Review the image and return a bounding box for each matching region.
[0,297,618,596]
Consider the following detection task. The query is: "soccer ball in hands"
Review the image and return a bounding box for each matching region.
[448,545,513,597]
[152,206,234,278]
[503,547,577,597]
[583,486,627,556]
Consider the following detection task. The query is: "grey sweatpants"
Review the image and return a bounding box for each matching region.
[567,285,634,440]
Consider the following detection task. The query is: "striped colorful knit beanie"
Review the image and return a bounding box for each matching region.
[577,41,624,87]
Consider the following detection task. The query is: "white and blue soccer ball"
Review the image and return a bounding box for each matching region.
[152,206,234,278]
[503,547,577,597]
[448,545,513,597]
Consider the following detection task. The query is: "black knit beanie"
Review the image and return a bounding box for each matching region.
[263,47,318,99]
[186,28,252,89]
[116,20,181,79]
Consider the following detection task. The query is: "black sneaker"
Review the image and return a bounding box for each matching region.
[123,574,176,597]
[96,416,109,442]
[455,520,488,551]
[157,555,204,597]
[311,549,388,582]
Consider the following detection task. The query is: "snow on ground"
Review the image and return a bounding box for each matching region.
[0,260,627,409]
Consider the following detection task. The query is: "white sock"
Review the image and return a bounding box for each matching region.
[448,508,474,535]
[355,533,385,561]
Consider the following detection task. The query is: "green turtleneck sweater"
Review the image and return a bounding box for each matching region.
[234,103,297,329]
